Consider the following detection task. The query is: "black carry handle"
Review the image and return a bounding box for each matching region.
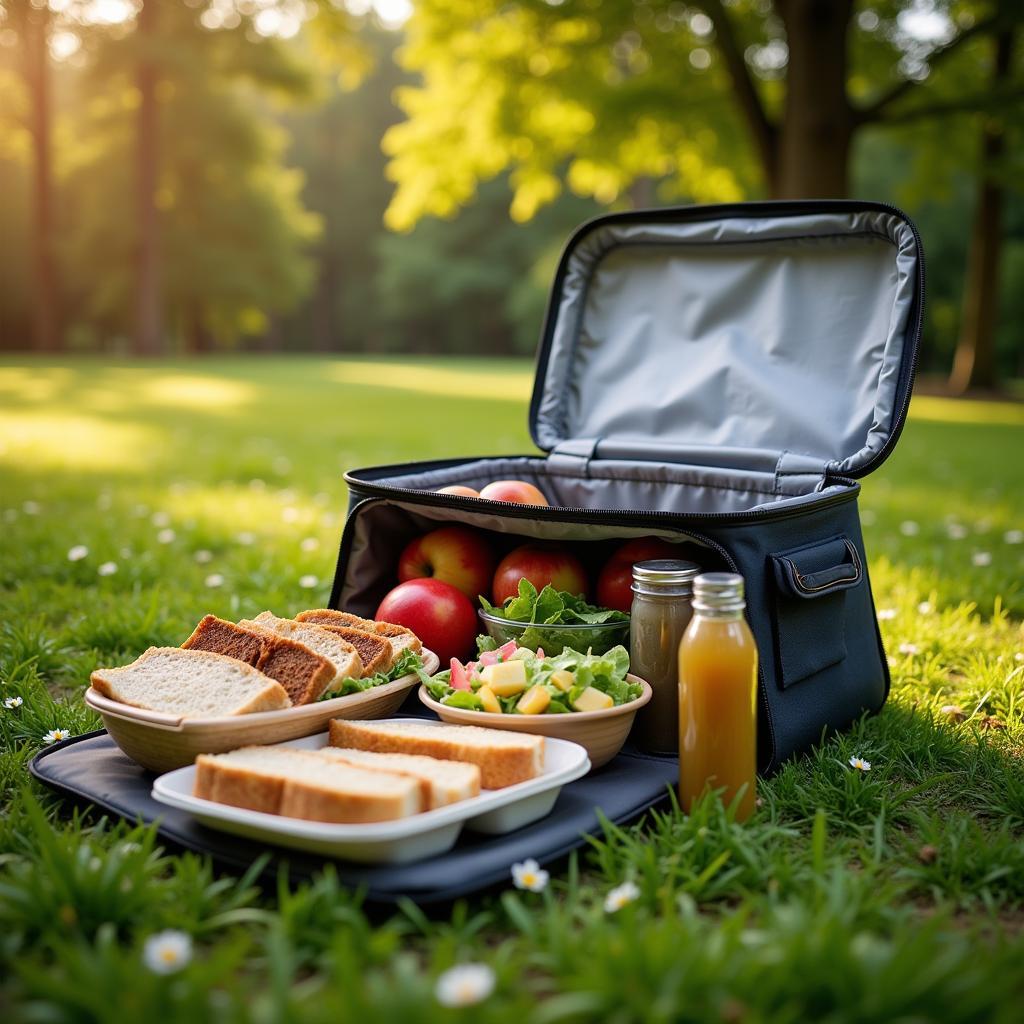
[772,537,862,600]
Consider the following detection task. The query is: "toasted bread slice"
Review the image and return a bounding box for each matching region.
[181,614,334,706]
[297,625,391,677]
[242,613,363,685]
[255,635,336,706]
[193,746,422,822]
[297,609,376,632]
[91,647,290,718]
[328,719,544,789]
[181,614,265,666]
[373,621,423,658]
[315,747,480,809]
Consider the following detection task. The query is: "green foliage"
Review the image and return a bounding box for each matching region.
[2,357,1024,1019]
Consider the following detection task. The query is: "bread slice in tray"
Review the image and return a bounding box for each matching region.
[241,612,363,686]
[194,746,422,823]
[294,612,393,677]
[182,614,335,705]
[328,719,544,789]
[371,621,423,658]
[90,647,291,717]
[316,747,480,809]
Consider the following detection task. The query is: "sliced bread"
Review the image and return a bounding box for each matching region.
[181,615,335,706]
[297,609,376,631]
[181,614,265,666]
[255,635,337,705]
[91,647,290,718]
[296,621,392,677]
[372,621,423,658]
[328,719,544,789]
[193,746,422,822]
[315,747,480,808]
[241,612,363,686]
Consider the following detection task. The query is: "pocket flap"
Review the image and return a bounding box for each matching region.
[772,536,862,600]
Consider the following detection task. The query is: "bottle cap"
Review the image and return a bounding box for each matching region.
[631,559,701,596]
[692,572,746,612]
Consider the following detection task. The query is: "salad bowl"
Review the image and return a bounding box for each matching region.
[417,674,652,770]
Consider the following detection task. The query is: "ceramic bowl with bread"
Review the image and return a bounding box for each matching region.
[85,608,437,772]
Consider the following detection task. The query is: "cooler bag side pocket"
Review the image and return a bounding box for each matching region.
[769,535,862,689]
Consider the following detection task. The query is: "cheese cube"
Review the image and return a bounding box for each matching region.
[550,669,574,692]
[477,684,503,714]
[572,686,614,712]
[516,684,551,716]
[481,659,527,696]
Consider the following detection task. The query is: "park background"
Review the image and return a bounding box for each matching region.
[3,2,1024,1022]
[0,0,1022,394]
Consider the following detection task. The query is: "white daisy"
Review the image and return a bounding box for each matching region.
[849,755,871,772]
[194,549,213,564]
[511,858,549,892]
[313,492,330,506]
[119,547,133,559]
[143,930,193,975]
[898,643,919,656]
[236,531,256,546]
[298,574,319,589]
[204,573,225,588]
[917,601,933,615]
[946,523,968,540]
[972,551,992,567]
[877,608,897,621]
[43,728,70,744]
[97,561,118,577]
[248,478,266,491]
[151,511,170,528]
[281,506,300,524]
[300,537,319,552]
[156,528,176,544]
[899,521,919,537]
[434,963,495,1008]
[1005,530,1023,545]
[604,880,641,913]
[4,696,24,709]
[860,509,877,526]
[67,545,89,562]
[22,500,41,515]
[1015,652,1024,663]
[132,503,149,517]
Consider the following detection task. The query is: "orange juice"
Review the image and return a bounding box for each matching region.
[677,573,757,821]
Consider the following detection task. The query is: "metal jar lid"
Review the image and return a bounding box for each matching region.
[631,559,702,596]
[692,572,746,612]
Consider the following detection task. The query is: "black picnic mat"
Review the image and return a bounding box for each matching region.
[30,731,678,906]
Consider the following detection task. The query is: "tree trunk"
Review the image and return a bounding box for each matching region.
[948,27,1014,395]
[134,0,162,356]
[23,6,60,353]
[774,0,854,198]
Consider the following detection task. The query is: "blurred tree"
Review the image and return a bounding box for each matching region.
[383,0,1022,384]
[949,19,1016,393]
[384,1,1021,222]
[1,1,59,352]
[134,0,160,356]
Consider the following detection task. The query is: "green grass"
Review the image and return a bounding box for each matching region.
[2,357,1024,1022]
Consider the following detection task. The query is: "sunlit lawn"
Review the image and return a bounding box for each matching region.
[2,357,1024,1021]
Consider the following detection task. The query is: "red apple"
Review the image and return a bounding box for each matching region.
[376,578,477,663]
[437,485,479,497]
[492,544,588,604]
[596,537,681,612]
[397,525,495,600]
[478,480,549,506]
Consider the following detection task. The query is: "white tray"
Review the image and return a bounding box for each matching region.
[151,721,591,864]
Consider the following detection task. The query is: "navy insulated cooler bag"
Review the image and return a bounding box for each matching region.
[331,200,924,773]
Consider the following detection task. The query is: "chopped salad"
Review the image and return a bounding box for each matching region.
[425,639,640,715]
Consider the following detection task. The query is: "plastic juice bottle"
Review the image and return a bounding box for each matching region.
[677,573,758,821]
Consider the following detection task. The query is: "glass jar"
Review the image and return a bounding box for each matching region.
[629,559,701,754]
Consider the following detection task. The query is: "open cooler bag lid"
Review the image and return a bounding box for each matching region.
[529,201,923,480]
